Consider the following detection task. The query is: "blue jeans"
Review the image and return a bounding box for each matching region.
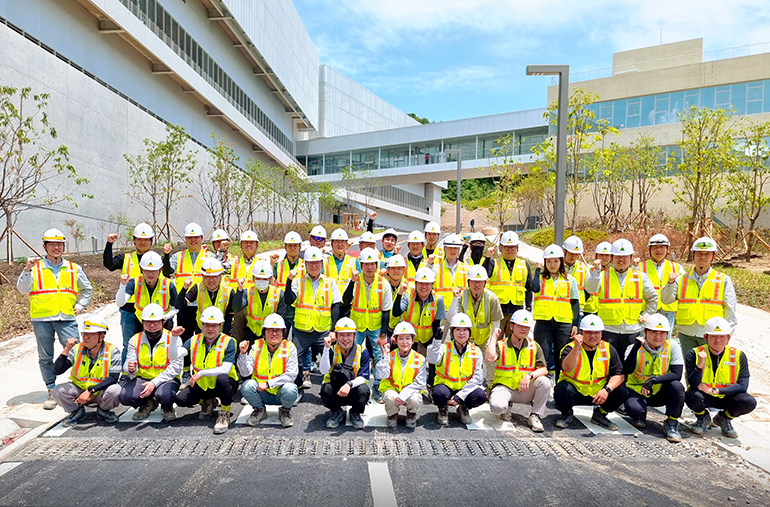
[241,380,298,409]
[32,320,79,388]
[356,328,382,382]
[660,310,676,340]
[119,308,140,364]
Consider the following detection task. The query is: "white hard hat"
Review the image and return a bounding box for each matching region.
[647,234,670,247]
[383,228,398,239]
[704,316,731,336]
[563,235,583,254]
[595,241,612,255]
[692,237,718,252]
[414,267,436,283]
[263,313,286,330]
[133,223,154,239]
[359,232,376,244]
[141,303,165,322]
[139,251,163,270]
[467,265,488,282]
[42,228,66,243]
[443,234,463,247]
[469,232,486,243]
[200,258,224,276]
[643,313,671,332]
[250,260,272,279]
[211,229,229,242]
[303,246,324,262]
[310,225,328,239]
[449,312,473,329]
[200,306,225,324]
[240,230,259,242]
[393,322,416,336]
[611,238,634,256]
[387,254,406,268]
[82,316,109,333]
[511,309,534,327]
[500,231,520,246]
[334,317,357,333]
[284,231,302,244]
[424,221,441,234]
[184,222,203,237]
[330,228,349,241]
[580,314,605,332]
[358,248,379,264]
[408,230,426,244]
[543,244,565,259]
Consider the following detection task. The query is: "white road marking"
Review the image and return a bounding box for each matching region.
[0,462,22,479]
[368,462,398,507]
[235,404,281,425]
[118,408,164,424]
[347,403,388,427]
[572,406,638,435]
[466,404,516,431]
[43,422,70,437]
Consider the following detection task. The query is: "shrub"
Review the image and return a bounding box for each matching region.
[527,228,605,247]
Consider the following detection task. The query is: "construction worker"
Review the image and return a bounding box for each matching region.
[423,221,444,258]
[176,258,238,336]
[384,255,409,335]
[320,318,371,429]
[433,234,468,312]
[103,222,154,354]
[404,230,433,284]
[585,238,657,361]
[376,322,426,428]
[271,231,305,344]
[342,247,393,402]
[685,316,755,439]
[174,307,239,434]
[237,260,286,344]
[622,313,684,442]
[486,309,549,432]
[392,267,446,355]
[563,235,591,315]
[51,317,121,426]
[163,222,210,340]
[210,229,234,274]
[119,303,185,422]
[487,231,537,330]
[428,313,486,426]
[379,228,401,266]
[237,313,298,428]
[554,315,627,431]
[17,228,93,410]
[464,232,491,269]
[585,241,612,315]
[660,237,737,354]
[307,225,330,256]
[325,228,357,294]
[532,244,577,381]
[225,230,261,343]
[639,234,683,336]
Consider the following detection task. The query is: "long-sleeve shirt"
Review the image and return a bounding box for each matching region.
[660,267,738,337]
[233,287,287,317]
[622,339,684,384]
[175,284,237,315]
[53,343,122,392]
[485,258,540,311]
[179,335,236,377]
[319,345,371,387]
[427,340,485,400]
[375,351,427,402]
[236,342,299,389]
[341,277,394,331]
[585,267,658,334]
[684,347,750,396]
[447,289,504,338]
[123,332,184,386]
[103,243,144,313]
[162,248,203,278]
[17,258,93,321]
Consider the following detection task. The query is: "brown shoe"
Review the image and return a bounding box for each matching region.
[199,398,217,420]
[133,399,159,421]
[213,410,232,434]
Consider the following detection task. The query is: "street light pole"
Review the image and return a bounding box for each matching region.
[444,148,462,234]
[526,64,569,246]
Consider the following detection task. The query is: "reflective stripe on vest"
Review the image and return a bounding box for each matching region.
[134,276,171,321]
[404,257,426,285]
[560,341,611,397]
[568,261,588,307]
[121,252,142,304]
[325,255,356,292]
[379,349,424,394]
[351,276,384,332]
[462,289,493,346]
[676,270,726,327]
[252,339,291,395]
[532,274,573,324]
[434,259,468,310]
[276,258,305,290]
[434,342,481,391]
[190,333,238,390]
[597,268,644,326]
[405,295,437,344]
[133,330,172,380]
[696,345,740,398]
[489,257,528,305]
[227,255,256,291]
[294,275,333,332]
[492,338,537,390]
[173,250,208,292]
[627,341,670,395]
[30,260,78,319]
[70,342,114,390]
[640,259,680,312]
[322,345,363,383]
[195,282,232,323]
[247,285,281,336]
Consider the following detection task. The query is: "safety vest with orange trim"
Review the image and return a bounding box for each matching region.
[489,257,528,306]
[190,333,239,390]
[492,338,538,390]
[434,258,468,310]
[560,341,611,397]
[379,349,424,394]
[30,259,78,319]
[173,249,209,292]
[324,254,356,293]
[695,345,741,398]
[460,289,494,346]
[434,341,481,391]
[597,268,645,326]
[350,276,384,332]
[246,285,281,336]
[627,341,671,395]
[251,339,294,395]
[676,269,726,326]
[121,252,142,304]
[404,256,428,285]
[226,255,258,291]
[640,259,682,313]
[70,342,116,391]
[322,344,363,383]
[404,295,437,344]
[567,260,589,309]
[532,274,573,324]
[132,329,174,380]
[134,275,172,322]
[293,275,333,332]
[195,282,232,324]
[275,257,304,290]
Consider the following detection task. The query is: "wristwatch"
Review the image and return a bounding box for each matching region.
[711,387,718,395]
[604,386,612,394]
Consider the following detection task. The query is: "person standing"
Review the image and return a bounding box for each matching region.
[562,235,591,316]
[225,230,261,342]
[639,234,683,336]
[325,228,357,294]
[487,231,538,330]
[175,258,238,336]
[470,218,475,233]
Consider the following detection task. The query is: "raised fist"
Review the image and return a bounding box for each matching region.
[163,243,173,254]
[369,211,377,220]
[64,337,78,351]
[25,257,38,271]
[427,254,435,265]
[239,340,249,355]
[107,233,119,244]
[667,272,677,285]
[394,244,402,254]
[171,326,185,337]
[183,277,193,290]
[120,274,130,286]
[270,253,280,265]
[487,246,496,257]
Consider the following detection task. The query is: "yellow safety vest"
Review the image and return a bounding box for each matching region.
[379,349,424,394]
[560,341,611,397]
[252,339,293,395]
[388,281,407,330]
[627,341,671,395]
[640,259,681,313]
[189,333,239,390]
[567,260,589,309]
[676,269,726,326]
[434,342,481,391]
[134,275,172,321]
[275,257,305,290]
[404,257,427,285]
[695,345,741,398]
[173,249,209,292]
[422,244,445,260]
[247,285,281,336]
[294,275,333,333]
[404,295,437,344]
[533,274,573,324]
[461,289,493,346]
[70,342,115,391]
[121,252,142,304]
[29,260,78,319]
[324,254,356,293]
[597,268,645,326]
[434,259,468,310]
[489,257,528,305]
[351,276,384,332]
[133,330,174,380]
[195,282,232,323]
[492,338,538,390]
[322,344,363,383]
[227,255,258,291]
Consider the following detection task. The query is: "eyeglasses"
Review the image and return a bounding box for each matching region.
[310,236,325,242]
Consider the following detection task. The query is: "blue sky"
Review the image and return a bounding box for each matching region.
[294,0,770,122]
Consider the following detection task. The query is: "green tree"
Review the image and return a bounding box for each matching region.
[589,143,629,229]
[407,113,430,125]
[513,167,555,226]
[198,135,239,229]
[486,134,524,231]
[625,134,667,223]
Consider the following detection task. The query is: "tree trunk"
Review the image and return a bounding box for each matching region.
[5,211,13,265]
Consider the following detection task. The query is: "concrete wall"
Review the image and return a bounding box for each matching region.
[612,39,703,74]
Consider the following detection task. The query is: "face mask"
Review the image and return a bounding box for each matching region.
[145,329,163,341]
[255,279,270,291]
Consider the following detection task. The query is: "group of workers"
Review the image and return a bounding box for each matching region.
[17,215,756,440]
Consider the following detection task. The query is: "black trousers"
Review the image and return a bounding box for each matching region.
[685,389,757,418]
[320,382,370,414]
[174,374,238,407]
[119,377,180,411]
[602,331,640,363]
[432,384,487,410]
[533,319,572,380]
[625,381,685,420]
[177,306,198,340]
[553,380,628,415]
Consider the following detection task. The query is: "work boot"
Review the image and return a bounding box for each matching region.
[555,412,574,429]
[456,405,473,425]
[371,387,384,404]
[62,406,86,427]
[387,414,398,429]
[213,410,232,434]
[664,419,682,442]
[279,407,293,428]
[691,411,711,435]
[405,411,419,429]
[162,407,177,422]
[713,411,739,438]
[591,408,618,431]
[293,390,303,407]
[630,417,647,429]
[437,407,449,426]
[528,413,544,433]
[615,403,627,416]
[302,371,312,389]
[96,407,120,423]
[43,389,57,410]
[423,386,434,405]
[180,370,191,389]
[246,405,267,426]
[199,398,217,420]
[499,410,512,422]
[350,412,365,429]
[326,410,345,429]
[133,399,159,421]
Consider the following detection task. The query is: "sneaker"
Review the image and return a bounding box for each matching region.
[555,412,574,429]
[326,410,345,429]
[162,407,177,421]
[528,413,544,433]
[43,389,57,410]
[405,411,418,429]
[62,406,86,427]
[350,412,364,429]
[630,417,647,429]
[371,388,384,404]
[499,410,512,422]
[437,407,449,426]
[180,370,191,389]
[293,390,303,407]
[664,419,683,442]
[246,406,267,426]
[615,404,627,416]
[133,399,159,421]
[240,397,249,406]
[213,410,232,434]
[387,414,398,428]
[96,407,120,423]
[713,411,738,438]
[591,408,618,431]
[691,411,711,435]
[302,371,312,389]
[199,398,217,420]
[456,405,472,425]
[279,407,293,428]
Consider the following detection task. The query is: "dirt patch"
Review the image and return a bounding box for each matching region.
[441,202,504,233]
